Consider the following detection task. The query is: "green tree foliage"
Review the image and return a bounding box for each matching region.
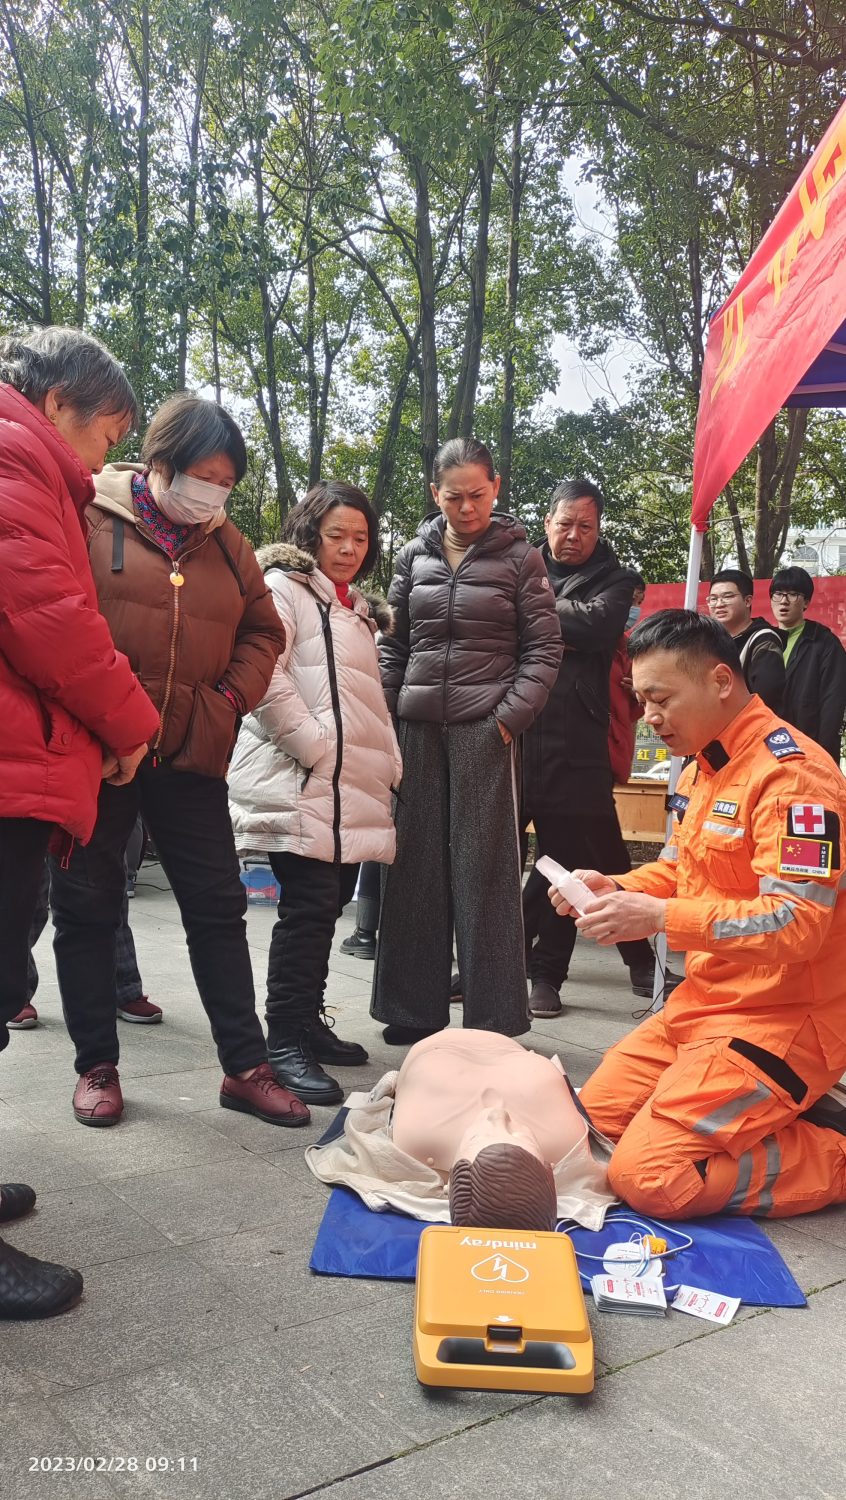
[0,0,844,576]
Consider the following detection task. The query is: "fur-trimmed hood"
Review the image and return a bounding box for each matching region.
[256,541,394,634]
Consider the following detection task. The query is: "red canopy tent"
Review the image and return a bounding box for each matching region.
[683,97,846,608]
[651,103,846,1002]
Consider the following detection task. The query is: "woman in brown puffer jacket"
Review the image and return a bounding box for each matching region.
[49,394,311,1132]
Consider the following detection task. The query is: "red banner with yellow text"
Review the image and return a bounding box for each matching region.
[692,98,846,529]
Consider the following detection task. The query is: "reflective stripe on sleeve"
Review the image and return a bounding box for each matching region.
[702,821,746,840]
[658,844,679,863]
[691,1081,772,1136]
[751,1137,781,1217]
[712,903,796,940]
[724,1150,755,1213]
[759,875,838,908]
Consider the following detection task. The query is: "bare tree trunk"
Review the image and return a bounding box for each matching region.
[723,480,750,575]
[1,3,52,322]
[412,156,439,503]
[253,144,296,513]
[753,410,809,575]
[372,337,420,518]
[211,310,222,404]
[447,143,495,440]
[499,114,523,509]
[305,234,321,486]
[177,30,210,388]
[129,0,151,418]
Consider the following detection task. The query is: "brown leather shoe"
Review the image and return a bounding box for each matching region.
[72,1064,123,1127]
[220,1063,311,1127]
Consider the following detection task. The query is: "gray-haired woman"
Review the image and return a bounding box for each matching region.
[0,326,159,1318]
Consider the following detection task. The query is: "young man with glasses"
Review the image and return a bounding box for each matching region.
[706,569,785,714]
[769,566,846,765]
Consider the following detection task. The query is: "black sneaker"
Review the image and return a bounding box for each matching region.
[268,1039,343,1105]
[339,929,377,960]
[449,971,462,1005]
[308,1014,368,1067]
[529,979,564,1019]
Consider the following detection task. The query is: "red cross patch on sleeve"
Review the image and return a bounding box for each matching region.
[790,804,825,837]
[784,807,840,868]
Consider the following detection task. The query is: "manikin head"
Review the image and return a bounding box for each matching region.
[448,1107,558,1232]
[627,609,750,759]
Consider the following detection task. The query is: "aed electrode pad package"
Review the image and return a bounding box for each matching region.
[535,856,597,916]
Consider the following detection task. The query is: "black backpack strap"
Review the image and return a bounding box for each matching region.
[111,516,125,572]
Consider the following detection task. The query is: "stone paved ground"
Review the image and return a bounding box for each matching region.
[2,862,845,1500]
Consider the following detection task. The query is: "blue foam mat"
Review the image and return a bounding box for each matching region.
[309,1186,806,1307]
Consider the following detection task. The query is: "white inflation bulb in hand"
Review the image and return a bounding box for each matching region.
[535,856,597,916]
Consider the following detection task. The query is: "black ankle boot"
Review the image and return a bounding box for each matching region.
[268,1038,344,1105]
[308,1014,368,1067]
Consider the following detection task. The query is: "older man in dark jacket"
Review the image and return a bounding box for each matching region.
[522,479,650,1016]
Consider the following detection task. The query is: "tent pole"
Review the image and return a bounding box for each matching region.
[651,525,706,1008]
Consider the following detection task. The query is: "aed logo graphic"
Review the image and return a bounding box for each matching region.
[459,1236,537,1251]
[470,1254,530,1284]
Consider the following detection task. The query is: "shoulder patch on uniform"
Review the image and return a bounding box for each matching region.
[765,727,804,760]
[711,799,739,819]
[666,792,689,821]
[778,836,833,878]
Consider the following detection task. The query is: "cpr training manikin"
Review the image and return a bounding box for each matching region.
[305,1029,616,1229]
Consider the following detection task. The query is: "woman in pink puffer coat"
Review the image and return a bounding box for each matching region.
[228,480,401,1108]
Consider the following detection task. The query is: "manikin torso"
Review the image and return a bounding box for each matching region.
[391,1029,585,1174]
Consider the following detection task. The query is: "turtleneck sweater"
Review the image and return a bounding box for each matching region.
[442,523,473,573]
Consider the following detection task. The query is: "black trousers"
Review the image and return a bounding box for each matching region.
[50,761,267,1077]
[523,807,653,988]
[354,861,382,936]
[265,853,359,1042]
[0,818,53,1052]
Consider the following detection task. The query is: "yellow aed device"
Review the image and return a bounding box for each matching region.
[413,1224,594,1395]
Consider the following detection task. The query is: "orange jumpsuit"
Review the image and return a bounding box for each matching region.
[580,696,846,1219]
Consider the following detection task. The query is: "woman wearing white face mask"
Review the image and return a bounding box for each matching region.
[48,395,312,1132]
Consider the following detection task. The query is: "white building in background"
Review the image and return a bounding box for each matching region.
[780,520,846,576]
[721,519,846,577]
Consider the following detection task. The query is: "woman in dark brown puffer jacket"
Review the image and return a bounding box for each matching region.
[49,395,311,1132]
[371,436,562,1044]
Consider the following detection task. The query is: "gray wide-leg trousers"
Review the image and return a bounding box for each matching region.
[371,716,529,1036]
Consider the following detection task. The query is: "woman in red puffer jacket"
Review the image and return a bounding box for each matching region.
[0,325,158,1321]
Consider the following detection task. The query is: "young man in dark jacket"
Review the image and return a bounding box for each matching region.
[770,566,846,766]
[707,569,785,714]
[522,479,649,1015]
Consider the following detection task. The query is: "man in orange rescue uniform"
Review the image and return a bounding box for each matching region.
[550,609,846,1220]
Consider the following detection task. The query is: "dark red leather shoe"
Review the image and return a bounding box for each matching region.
[0,1184,36,1223]
[220,1063,311,1127]
[72,1064,123,1127]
